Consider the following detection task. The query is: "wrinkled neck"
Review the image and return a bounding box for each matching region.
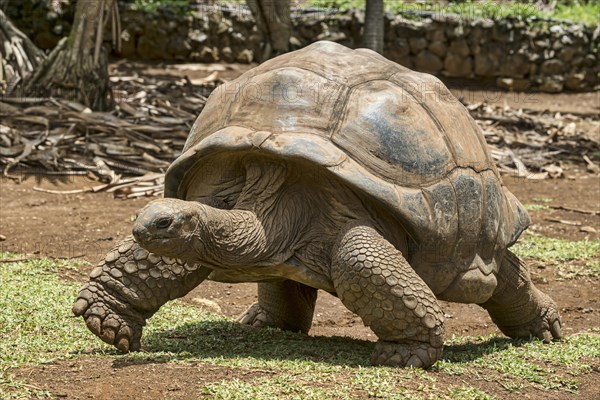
[197,206,269,267]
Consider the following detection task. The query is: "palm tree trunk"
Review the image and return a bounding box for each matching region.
[247,0,291,61]
[24,0,115,110]
[363,0,384,54]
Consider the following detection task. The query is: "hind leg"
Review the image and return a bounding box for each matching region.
[238,280,318,333]
[331,224,444,368]
[480,250,562,342]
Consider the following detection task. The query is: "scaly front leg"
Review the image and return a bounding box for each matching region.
[331,225,445,368]
[72,236,212,352]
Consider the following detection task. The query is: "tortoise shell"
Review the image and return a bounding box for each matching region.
[164,41,530,292]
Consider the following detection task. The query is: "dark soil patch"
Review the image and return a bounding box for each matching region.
[10,353,600,400]
[11,357,271,400]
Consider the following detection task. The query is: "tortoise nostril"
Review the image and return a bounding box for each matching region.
[155,216,173,230]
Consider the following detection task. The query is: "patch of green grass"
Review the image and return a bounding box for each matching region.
[306,0,542,19]
[0,374,52,400]
[154,0,598,26]
[0,254,102,398]
[525,197,553,211]
[524,203,551,211]
[1,252,598,398]
[201,368,496,399]
[513,234,600,261]
[136,315,599,395]
[512,233,600,278]
[349,367,431,399]
[446,386,498,400]
[307,0,364,12]
[549,0,600,26]
[203,375,354,400]
[127,316,373,371]
[0,254,99,369]
[437,333,600,391]
[415,1,540,19]
[306,0,598,25]
[556,260,600,279]
[130,0,191,14]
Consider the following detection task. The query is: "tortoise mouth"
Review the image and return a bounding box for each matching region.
[132,224,165,245]
[133,233,187,257]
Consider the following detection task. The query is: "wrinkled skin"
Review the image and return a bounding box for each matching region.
[480,251,562,343]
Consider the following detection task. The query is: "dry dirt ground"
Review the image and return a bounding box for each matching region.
[0,63,599,399]
[1,163,599,399]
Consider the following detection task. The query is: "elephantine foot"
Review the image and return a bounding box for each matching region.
[72,280,147,352]
[483,251,562,344]
[237,303,278,329]
[370,340,442,368]
[495,294,562,343]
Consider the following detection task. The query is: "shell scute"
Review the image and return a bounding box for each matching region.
[227,67,344,136]
[333,80,454,187]
[451,170,484,264]
[388,72,492,171]
[420,179,458,261]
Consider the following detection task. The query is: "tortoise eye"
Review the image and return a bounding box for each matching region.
[155,217,173,229]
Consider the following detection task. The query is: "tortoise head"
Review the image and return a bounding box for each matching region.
[133,198,207,259]
[134,198,268,268]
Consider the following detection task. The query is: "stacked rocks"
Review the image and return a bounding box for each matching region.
[383,15,598,92]
[6,2,599,92]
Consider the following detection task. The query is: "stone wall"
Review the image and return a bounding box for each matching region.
[6,2,599,92]
[381,15,599,92]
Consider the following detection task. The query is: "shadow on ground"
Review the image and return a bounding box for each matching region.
[106,319,516,369]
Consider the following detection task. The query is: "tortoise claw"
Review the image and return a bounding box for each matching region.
[551,320,562,340]
[370,340,442,369]
[497,303,562,343]
[73,282,145,353]
[116,336,130,353]
[237,303,277,329]
[85,315,102,336]
[72,298,89,316]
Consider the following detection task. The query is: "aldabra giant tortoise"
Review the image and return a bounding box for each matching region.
[73,41,561,368]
